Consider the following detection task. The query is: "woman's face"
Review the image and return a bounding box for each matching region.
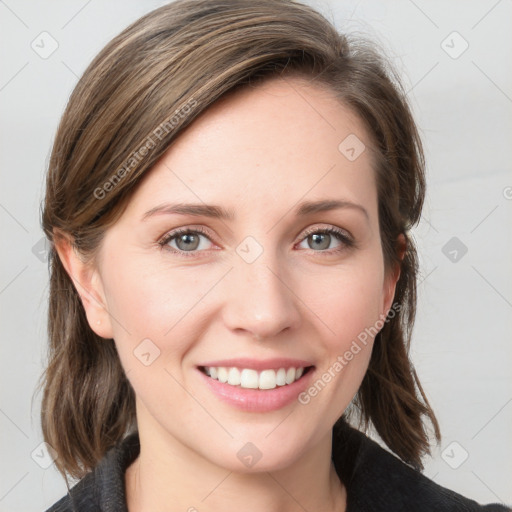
[85,76,400,471]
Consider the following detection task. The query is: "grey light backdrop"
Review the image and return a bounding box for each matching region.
[1,0,511,510]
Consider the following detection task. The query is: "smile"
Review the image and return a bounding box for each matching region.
[200,366,312,390]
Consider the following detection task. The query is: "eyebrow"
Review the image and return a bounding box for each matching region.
[142,199,369,223]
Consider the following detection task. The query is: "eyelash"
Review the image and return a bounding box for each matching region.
[157,225,354,258]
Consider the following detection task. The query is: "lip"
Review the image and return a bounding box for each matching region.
[196,364,315,413]
[197,358,314,371]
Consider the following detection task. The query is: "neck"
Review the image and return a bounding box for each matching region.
[126,418,346,512]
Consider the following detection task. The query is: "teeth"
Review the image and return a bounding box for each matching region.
[259,369,277,390]
[276,368,286,386]
[228,367,241,386]
[240,369,259,389]
[203,366,307,390]
[217,367,228,383]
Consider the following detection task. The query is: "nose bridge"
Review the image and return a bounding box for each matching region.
[222,238,302,338]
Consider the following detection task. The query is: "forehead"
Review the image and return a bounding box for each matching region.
[126,76,378,222]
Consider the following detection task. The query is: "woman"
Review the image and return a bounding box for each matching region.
[40,0,511,510]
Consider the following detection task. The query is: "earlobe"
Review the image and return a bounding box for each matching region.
[53,230,114,339]
[381,233,406,318]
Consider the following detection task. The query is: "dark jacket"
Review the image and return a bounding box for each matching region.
[46,421,511,511]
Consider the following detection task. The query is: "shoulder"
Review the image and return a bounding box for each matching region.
[44,433,140,512]
[332,420,511,512]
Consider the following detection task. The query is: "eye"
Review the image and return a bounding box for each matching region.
[296,226,354,254]
[158,225,354,258]
[158,227,215,257]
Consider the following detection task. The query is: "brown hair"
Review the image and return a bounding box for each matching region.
[40,0,440,479]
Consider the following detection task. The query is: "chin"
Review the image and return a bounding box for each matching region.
[206,433,312,474]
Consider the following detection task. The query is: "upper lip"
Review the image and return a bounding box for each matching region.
[197,358,314,371]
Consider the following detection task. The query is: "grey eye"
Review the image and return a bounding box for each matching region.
[307,232,332,250]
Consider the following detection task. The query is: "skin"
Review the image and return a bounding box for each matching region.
[56,75,403,512]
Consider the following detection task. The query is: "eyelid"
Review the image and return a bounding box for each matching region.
[158,223,355,257]
[299,224,353,242]
[158,225,217,250]
[296,225,355,253]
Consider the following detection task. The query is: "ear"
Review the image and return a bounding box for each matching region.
[53,229,114,339]
[381,233,406,318]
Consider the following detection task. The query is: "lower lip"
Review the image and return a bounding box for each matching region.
[197,367,315,412]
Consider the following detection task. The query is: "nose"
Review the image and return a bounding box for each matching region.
[221,249,302,341]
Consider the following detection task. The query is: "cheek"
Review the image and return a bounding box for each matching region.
[103,251,172,324]
[304,260,385,349]
[300,271,381,423]
[101,254,218,363]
